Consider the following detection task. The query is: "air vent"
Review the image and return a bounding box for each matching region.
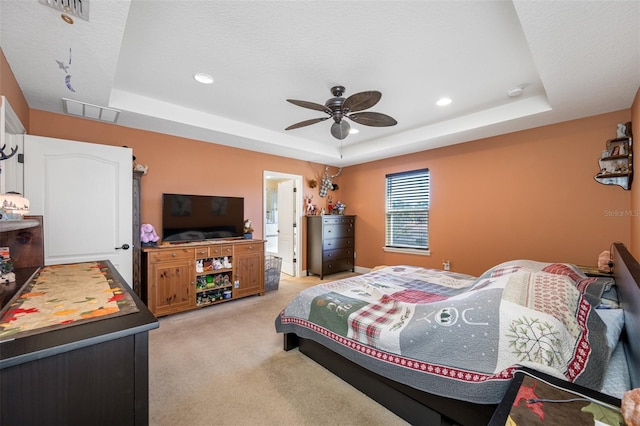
[38,0,90,21]
[62,98,120,123]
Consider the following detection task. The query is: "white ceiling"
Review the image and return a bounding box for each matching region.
[1,1,638,166]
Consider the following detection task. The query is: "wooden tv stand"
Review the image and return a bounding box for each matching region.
[142,239,265,316]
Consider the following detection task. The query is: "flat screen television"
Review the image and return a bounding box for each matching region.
[162,193,244,243]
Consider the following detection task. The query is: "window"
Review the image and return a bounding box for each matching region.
[385,169,430,251]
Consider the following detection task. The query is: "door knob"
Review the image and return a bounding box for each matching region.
[116,244,130,250]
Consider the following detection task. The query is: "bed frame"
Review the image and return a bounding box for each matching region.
[283,242,640,425]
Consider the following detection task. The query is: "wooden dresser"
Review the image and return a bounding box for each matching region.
[306,215,355,279]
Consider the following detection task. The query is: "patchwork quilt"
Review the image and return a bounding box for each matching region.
[275,263,611,404]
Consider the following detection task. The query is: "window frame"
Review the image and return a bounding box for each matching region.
[384,168,430,255]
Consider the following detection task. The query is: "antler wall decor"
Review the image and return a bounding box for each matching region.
[319,166,342,197]
[0,145,18,161]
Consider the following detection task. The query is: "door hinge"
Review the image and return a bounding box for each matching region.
[18,154,24,163]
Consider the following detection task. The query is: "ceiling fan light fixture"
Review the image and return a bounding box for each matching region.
[349,128,359,134]
[194,73,214,84]
[331,121,350,140]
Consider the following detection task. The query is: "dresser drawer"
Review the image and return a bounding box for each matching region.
[234,242,262,255]
[322,216,355,226]
[322,223,354,239]
[322,258,354,275]
[147,248,195,263]
[210,245,233,257]
[322,247,354,262]
[194,246,211,258]
[323,236,354,250]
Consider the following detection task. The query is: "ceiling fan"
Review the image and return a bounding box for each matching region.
[285,86,397,140]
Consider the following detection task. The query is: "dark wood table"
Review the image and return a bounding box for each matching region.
[0,261,158,426]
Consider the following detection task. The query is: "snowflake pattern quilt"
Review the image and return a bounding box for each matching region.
[275,263,611,404]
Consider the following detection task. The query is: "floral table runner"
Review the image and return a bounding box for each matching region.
[0,261,139,341]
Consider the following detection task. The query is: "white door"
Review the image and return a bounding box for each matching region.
[277,180,295,276]
[24,135,134,286]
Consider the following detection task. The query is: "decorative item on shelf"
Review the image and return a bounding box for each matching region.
[125,148,149,175]
[0,246,14,283]
[133,163,148,175]
[0,192,29,220]
[305,194,317,215]
[140,223,159,246]
[243,219,254,239]
[332,201,346,215]
[617,122,629,138]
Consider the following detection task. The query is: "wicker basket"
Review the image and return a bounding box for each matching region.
[264,255,282,291]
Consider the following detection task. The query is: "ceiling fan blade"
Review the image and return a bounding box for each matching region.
[285,117,329,131]
[286,99,332,114]
[331,121,351,140]
[342,91,382,113]
[348,111,397,127]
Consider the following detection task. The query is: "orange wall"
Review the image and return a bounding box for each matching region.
[630,88,640,259]
[18,108,639,277]
[2,47,636,276]
[342,110,632,275]
[0,49,29,126]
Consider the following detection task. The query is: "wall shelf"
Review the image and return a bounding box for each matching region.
[0,219,39,233]
[594,123,633,190]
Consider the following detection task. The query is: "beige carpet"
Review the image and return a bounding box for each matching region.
[148,272,409,426]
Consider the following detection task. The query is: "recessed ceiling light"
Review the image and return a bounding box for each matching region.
[508,86,524,97]
[436,97,452,106]
[194,73,214,84]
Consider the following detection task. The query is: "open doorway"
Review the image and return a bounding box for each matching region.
[263,171,303,278]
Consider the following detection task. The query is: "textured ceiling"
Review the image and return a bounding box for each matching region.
[1,1,638,166]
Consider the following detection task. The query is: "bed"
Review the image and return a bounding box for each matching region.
[275,242,640,425]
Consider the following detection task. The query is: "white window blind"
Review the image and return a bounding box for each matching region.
[385,169,430,250]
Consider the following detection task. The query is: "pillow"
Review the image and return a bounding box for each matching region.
[479,260,615,306]
[480,260,586,280]
[595,308,625,354]
[599,285,620,309]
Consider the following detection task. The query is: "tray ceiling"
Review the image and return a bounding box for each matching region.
[1,1,638,166]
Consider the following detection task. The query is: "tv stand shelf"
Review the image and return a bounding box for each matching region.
[142,239,265,316]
